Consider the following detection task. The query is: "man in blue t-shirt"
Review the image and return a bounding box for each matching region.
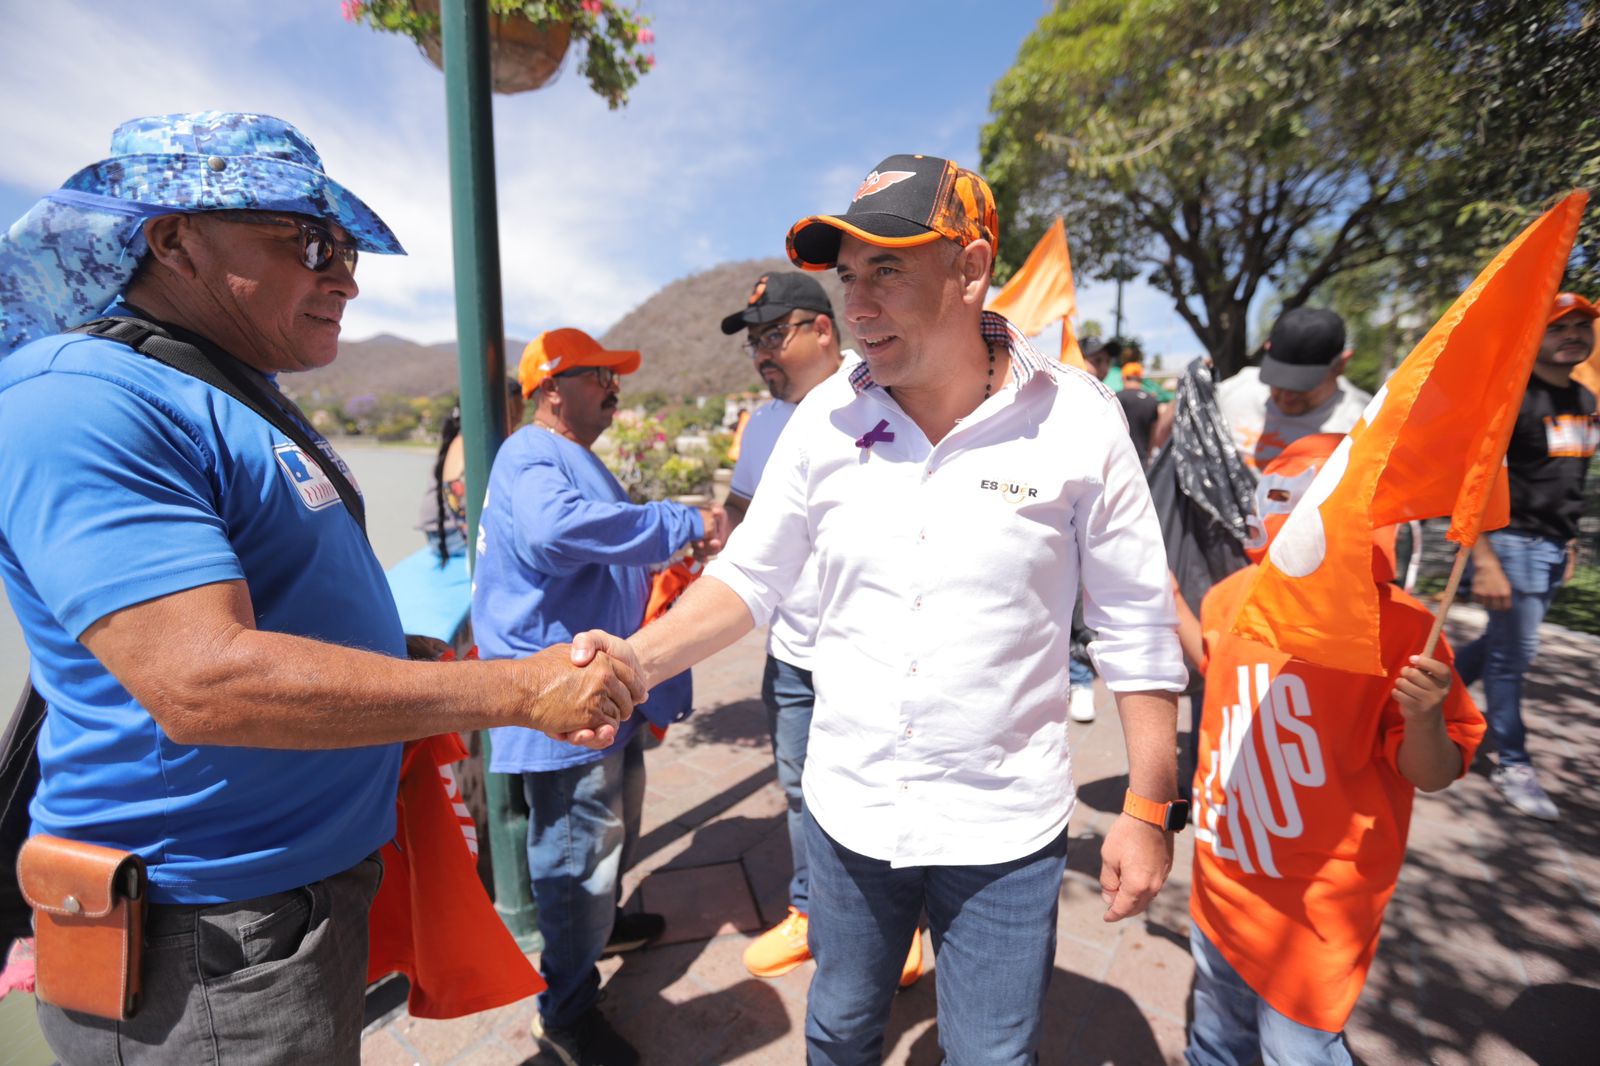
[473,327,726,1065]
[0,113,641,1064]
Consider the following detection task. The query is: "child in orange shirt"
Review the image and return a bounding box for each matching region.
[1174,434,1486,1065]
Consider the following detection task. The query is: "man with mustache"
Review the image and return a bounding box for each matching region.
[1454,292,1600,821]
[472,329,729,1064]
[718,273,925,984]
[0,113,638,1065]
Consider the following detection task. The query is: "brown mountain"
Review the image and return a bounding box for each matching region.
[601,256,854,397]
[284,256,852,406]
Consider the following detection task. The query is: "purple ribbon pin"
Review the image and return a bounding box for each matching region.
[855,419,895,450]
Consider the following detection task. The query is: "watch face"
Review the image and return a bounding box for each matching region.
[1166,800,1192,832]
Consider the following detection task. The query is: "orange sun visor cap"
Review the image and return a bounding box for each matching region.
[1548,292,1599,325]
[519,328,641,398]
[786,153,999,271]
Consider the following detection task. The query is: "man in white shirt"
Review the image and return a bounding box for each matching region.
[1217,307,1371,472]
[577,154,1188,1065]
[719,273,922,984]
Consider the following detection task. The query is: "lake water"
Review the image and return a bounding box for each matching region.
[0,440,437,1064]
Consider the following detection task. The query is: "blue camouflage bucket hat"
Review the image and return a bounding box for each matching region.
[0,111,405,355]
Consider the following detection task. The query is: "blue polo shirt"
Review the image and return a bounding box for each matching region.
[0,330,403,904]
[473,427,701,773]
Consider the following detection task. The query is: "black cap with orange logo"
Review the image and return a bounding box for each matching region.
[786,153,1000,271]
[719,271,834,335]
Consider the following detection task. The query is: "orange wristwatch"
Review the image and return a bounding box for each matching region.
[1122,790,1190,831]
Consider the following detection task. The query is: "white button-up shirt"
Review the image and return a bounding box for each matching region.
[705,312,1185,867]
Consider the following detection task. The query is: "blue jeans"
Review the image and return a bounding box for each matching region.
[1454,530,1568,767]
[762,654,815,912]
[38,857,381,1066]
[802,810,1069,1065]
[1186,925,1352,1066]
[521,730,646,1027]
[1068,655,1094,688]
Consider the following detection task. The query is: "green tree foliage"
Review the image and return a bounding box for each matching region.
[982,0,1598,378]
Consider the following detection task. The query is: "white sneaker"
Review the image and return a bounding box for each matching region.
[1492,764,1559,821]
[1069,685,1097,723]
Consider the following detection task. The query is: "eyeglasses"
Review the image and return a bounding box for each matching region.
[556,366,620,389]
[745,316,818,355]
[209,210,360,275]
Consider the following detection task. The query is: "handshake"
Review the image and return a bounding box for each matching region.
[505,628,650,751]
[691,504,732,563]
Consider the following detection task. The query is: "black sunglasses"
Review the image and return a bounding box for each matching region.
[210,210,360,275]
[556,366,620,389]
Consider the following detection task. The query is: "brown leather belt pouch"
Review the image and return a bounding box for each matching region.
[17,835,146,1019]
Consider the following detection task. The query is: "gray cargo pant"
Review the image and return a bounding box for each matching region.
[37,855,382,1066]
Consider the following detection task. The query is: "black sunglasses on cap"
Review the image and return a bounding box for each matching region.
[209,210,360,275]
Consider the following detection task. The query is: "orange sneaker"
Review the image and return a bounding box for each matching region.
[899,928,924,989]
[743,907,811,978]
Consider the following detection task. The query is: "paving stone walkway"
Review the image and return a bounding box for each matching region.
[363,608,1600,1065]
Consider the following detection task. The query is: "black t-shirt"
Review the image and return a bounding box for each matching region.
[1116,387,1162,466]
[1505,375,1599,541]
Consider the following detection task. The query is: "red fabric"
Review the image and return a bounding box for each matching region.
[367,734,545,1018]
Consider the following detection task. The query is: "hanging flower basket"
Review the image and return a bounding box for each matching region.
[345,0,656,107]
[410,0,572,95]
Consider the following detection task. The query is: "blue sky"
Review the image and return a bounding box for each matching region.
[0,0,1199,361]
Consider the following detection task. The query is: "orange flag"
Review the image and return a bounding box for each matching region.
[987,217,1086,368]
[1231,191,1587,676]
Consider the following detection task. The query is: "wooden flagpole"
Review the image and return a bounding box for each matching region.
[1421,548,1469,657]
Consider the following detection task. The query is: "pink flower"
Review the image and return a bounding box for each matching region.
[580,0,604,14]
[637,28,655,44]
[340,0,364,21]
[641,52,656,69]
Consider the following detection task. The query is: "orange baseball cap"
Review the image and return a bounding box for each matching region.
[1121,361,1145,380]
[1548,292,1599,324]
[786,153,999,271]
[518,328,641,398]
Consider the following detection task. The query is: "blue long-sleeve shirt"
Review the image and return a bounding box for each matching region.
[472,426,704,771]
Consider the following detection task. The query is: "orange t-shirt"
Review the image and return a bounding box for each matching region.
[1190,566,1485,1032]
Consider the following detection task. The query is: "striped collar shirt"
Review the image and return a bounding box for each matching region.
[704,311,1184,867]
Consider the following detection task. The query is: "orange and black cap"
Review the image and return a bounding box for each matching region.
[719,271,833,335]
[786,153,1000,271]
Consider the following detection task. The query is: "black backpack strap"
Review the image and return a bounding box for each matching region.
[0,678,46,958]
[71,316,366,533]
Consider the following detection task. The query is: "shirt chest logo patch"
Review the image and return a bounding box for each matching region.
[274,443,340,511]
[979,478,1038,504]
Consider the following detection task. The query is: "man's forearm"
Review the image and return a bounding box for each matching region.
[159,627,544,748]
[1470,537,1502,570]
[631,576,755,688]
[1113,690,1181,799]
[81,579,631,750]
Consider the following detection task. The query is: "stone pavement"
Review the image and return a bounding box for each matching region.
[363,608,1599,1065]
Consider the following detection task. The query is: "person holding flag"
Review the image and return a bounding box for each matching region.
[1173,433,1485,1065]
[1174,190,1584,1062]
[1453,291,1599,820]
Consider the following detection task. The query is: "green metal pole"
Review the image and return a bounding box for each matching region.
[440,0,539,951]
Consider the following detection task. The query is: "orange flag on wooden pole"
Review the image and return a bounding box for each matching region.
[987,217,1086,368]
[1231,191,1587,676]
